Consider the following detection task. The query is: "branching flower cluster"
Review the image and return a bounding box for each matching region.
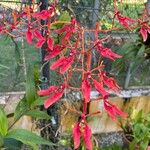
[0,1,149,149]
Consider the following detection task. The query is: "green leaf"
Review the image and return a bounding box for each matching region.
[140,137,149,150]
[0,134,4,148]
[31,97,47,107]
[0,107,8,136]
[51,11,71,29]
[137,44,145,57]
[59,11,71,21]
[25,110,50,120]
[14,97,29,120]
[129,139,138,150]
[25,65,36,106]
[134,110,143,123]
[0,64,9,70]
[5,129,55,147]
[3,138,22,150]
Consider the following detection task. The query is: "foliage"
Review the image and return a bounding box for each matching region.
[0,65,53,149]
[0,107,53,149]
[120,109,150,150]
[0,36,39,92]
[100,144,126,150]
[111,35,150,86]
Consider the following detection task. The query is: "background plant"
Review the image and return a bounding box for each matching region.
[120,109,150,150]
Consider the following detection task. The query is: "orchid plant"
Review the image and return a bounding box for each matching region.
[0,0,149,149]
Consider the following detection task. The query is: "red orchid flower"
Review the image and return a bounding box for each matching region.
[38,83,65,109]
[33,6,55,20]
[96,42,121,61]
[34,30,46,48]
[82,78,91,103]
[0,25,3,33]
[101,71,120,91]
[47,37,54,50]
[50,49,76,74]
[92,78,109,99]
[104,99,128,120]
[73,115,92,150]
[140,24,150,42]
[26,28,33,44]
[44,45,66,61]
[115,11,136,28]
[55,18,77,43]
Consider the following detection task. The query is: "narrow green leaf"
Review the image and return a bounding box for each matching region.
[140,138,149,150]
[0,134,4,148]
[129,139,138,150]
[25,65,36,106]
[14,97,29,120]
[0,64,9,70]
[25,110,50,120]
[137,44,145,57]
[0,107,8,136]
[5,129,55,147]
[31,97,47,107]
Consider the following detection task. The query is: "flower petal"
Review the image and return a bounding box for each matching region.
[140,26,148,42]
[83,123,92,150]
[82,79,91,103]
[102,72,120,91]
[47,37,54,50]
[73,123,81,149]
[104,100,128,120]
[33,10,52,20]
[35,39,46,48]
[97,46,121,61]
[60,57,74,74]
[37,86,56,96]
[34,30,43,40]
[26,29,32,44]
[50,57,65,70]
[92,79,109,99]
[44,89,64,108]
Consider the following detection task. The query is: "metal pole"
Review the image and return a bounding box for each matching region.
[40,0,49,89]
[39,1,59,146]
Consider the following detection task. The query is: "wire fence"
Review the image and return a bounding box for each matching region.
[0,0,149,92]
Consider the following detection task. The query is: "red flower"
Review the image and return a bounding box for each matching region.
[37,86,56,96]
[44,45,66,60]
[82,79,91,103]
[50,50,76,74]
[115,11,136,28]
[73,123,81,149]
[34,30,46,48]
[140,24,150,42]
[101,71,120,91]
[55,18,77,43]
[83,123,92,150]
[47,37,54,50]
[33,6,54,20]
[92,78,109,99]
[104,99,128,120]
[0,25,3,33]
[26,28,33,44]
[73,115,92,150]
[96,43,121,61]
[37,84,65,109]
